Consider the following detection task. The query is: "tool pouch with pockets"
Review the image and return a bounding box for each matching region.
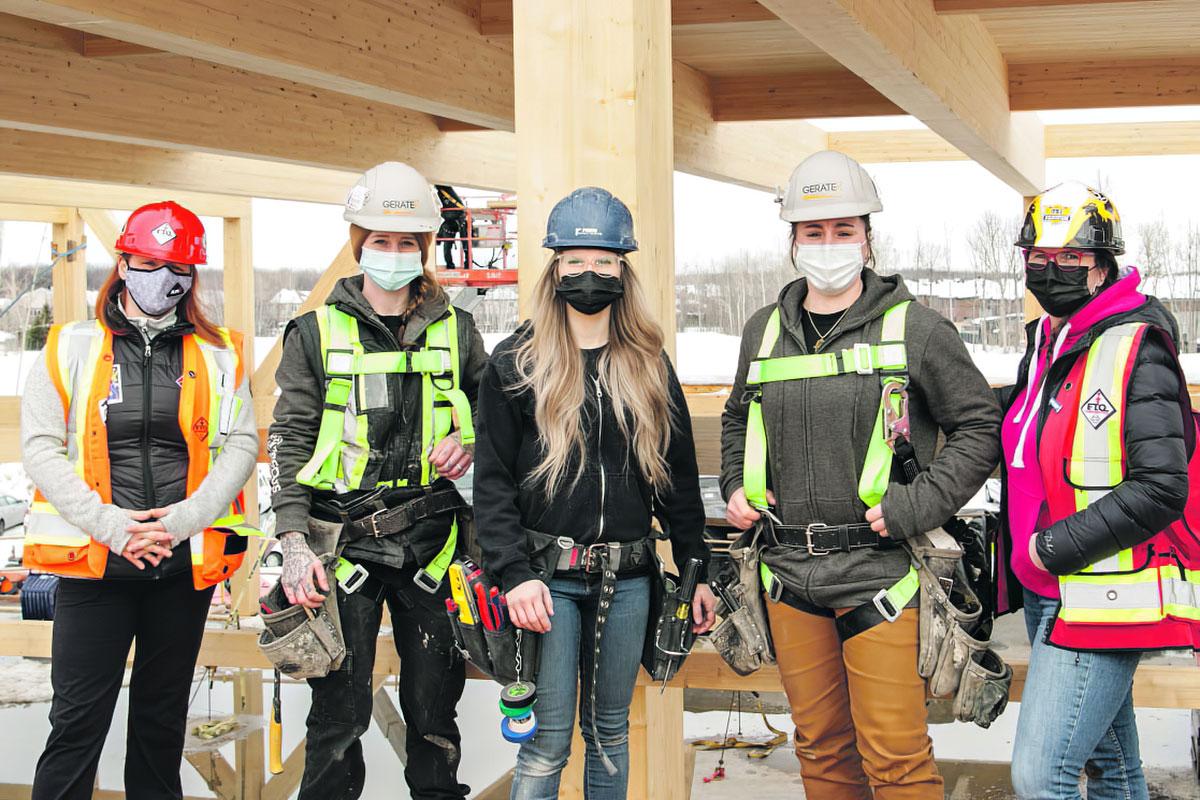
[711,599,771,676]
[258,553,346,680]
[906,527,1010,728]
[711,525,776,675]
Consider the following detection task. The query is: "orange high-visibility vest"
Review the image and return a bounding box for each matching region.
[24,320,259,590]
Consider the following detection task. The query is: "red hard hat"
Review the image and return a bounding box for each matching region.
[115,201,207,265]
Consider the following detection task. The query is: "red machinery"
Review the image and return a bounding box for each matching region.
[435,197,519,288]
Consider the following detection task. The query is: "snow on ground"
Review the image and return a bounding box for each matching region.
[0,656,52,706]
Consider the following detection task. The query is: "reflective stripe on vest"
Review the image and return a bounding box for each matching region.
[742,301,910,510]
[296,305,474,493]
[24,321,259,588]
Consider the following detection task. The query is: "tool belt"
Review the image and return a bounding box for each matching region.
[314,486,465,543]
[527,532,655,577]
[258,553,347,680]
[764,522,897,556]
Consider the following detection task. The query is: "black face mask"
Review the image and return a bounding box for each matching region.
[1026,264,1093,317]
[555,271,624,315]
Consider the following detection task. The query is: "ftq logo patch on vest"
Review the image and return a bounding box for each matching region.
[1082,389,1116,429]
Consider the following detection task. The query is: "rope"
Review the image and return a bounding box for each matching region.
[0,240,88,322]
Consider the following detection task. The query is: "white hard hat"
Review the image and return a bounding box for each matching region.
[779,150,883,223]
[343,162,442,233]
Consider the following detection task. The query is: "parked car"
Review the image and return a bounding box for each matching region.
[0,494,28,534]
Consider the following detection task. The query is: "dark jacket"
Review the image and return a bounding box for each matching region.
[997,293,1190,605]
[721,270,1002,609]
[268,275,488,569]
[472,327,711,592]
[103,307,193,579]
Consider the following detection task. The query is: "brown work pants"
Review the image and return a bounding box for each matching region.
[767,601,942,800]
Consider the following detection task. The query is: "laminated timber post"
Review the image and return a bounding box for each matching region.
[511,3,686,798]
[50,208,87,324]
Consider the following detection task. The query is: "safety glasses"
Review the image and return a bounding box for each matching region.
[1023,248,1096,272]
[558,254,623,278]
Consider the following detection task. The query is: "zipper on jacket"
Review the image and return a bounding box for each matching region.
[594,376,606,543]
[141,334,157,510]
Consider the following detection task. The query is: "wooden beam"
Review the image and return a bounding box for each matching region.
[479,0,778,35]
[673,62,828,192]
[935,0,1154,12]
[0,15,517,190]
[1010,58,1200,111]
[757,0,1045,195]
[0,203,72,223]
[4,621,1199,710]
[371,686,409,763]
[712,69,902,120]
[261,743,305,800]
[50,208,87,323]
[232,670,265,800]
[1045,120,1200,157]
[830,122,1200,164]
[185,752,238,800]
[513,0,677,353]
[2,0,516,130]
[77,207,119,258]
[80,31,160,58]
[0,175,251,218]
[0,129,361,205]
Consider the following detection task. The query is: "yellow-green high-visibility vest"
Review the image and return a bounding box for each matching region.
[297,305,475,493]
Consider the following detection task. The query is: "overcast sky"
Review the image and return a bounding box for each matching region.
[2,107,1198,276]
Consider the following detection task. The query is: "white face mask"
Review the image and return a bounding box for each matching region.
[793,242,865,294]
[360,247,424,291]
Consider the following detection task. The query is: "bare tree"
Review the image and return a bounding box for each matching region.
[966,212,1023,349]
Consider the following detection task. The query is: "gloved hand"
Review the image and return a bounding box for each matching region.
[279,531,329,609]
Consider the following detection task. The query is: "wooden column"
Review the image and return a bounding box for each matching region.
[512,0,677,356]
[223,213,262,617]
[232,669,265,800]
[50,207,87,323]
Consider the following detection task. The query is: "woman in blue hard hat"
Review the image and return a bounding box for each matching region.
[473,187,717,799]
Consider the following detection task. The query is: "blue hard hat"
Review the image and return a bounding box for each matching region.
[542,187,638,253]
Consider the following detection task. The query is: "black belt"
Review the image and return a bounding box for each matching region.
[765,522,896,556]
[315,487,465,542]
[525,529,655,577]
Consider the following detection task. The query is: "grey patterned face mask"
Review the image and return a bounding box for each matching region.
[124,262,193,317]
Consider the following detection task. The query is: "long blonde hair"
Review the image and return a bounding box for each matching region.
[513,255,674,498]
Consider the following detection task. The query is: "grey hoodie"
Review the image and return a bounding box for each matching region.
[721,270,1001,609]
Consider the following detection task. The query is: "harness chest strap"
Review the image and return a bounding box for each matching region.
[742,301,911,512]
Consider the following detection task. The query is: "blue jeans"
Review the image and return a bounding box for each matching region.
[510,573,650,800]
[1011,589,1146,800]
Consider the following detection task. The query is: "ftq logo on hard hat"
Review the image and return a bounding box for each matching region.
[802,181,840,199]
[574,227,601,236]
[1081,389,1116,429]
[150,223,177,245]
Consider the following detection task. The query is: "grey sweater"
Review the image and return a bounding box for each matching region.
[21,313,258,555]
[721,270,1001,608]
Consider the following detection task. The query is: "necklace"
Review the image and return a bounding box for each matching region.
[806,307,850,351]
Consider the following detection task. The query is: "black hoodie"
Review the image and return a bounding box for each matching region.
[472,326,710,592]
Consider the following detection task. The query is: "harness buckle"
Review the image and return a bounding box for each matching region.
[805,523,833,557]
[412,568,442,594]
[871,587,902,623]
[338,562,370,595]
[853,342,874,375]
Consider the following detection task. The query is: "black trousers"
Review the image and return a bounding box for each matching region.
[299,561,468,800]
[32,571,214,800]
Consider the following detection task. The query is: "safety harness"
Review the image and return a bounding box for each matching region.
[297,304,474,591]
[742,301,922,640]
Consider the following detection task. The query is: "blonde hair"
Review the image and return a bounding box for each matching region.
[513,255,674,498]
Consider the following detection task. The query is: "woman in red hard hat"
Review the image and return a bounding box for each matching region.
[23,201,260,799]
